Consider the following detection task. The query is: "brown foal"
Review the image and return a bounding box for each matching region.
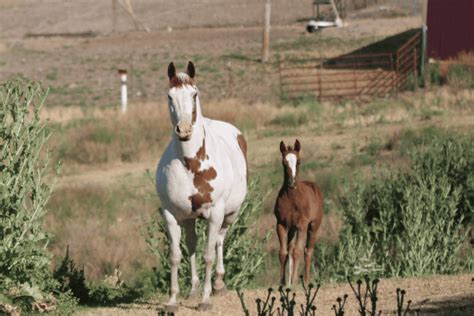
[274,139,324,287]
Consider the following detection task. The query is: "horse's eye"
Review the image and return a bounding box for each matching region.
[168,94,172,101]
[297,161,301,165]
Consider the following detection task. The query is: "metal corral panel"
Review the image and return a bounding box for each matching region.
[427,0,474,59]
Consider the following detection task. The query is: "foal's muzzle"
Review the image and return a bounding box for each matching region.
[175,120,193,141]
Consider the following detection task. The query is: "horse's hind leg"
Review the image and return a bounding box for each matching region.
[161,208,182,311]
[304,220,321,284]
[291,226,307,286]
[183,219,200,299]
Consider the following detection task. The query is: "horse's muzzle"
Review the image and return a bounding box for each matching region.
[175,121,193,141]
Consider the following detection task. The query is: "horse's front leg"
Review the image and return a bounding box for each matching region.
[213,225,228,295]
[198,206,224,311]
[161,208,182,312]
[183,219,200,299]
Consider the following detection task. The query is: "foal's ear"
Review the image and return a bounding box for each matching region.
[280,141,286,155]
[187,61,196,79]
[168,62,176,80]
[294,139,301,152]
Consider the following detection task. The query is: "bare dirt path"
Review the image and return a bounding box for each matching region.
[75,274,474,315]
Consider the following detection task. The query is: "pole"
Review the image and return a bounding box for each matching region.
[261,0,271,63]
[112,0,117,32]
[118,69,128,113]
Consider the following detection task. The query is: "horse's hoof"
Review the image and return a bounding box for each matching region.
[187,291,199,300]
[197,303,212,311]
[164,304,178,313]
[213,285,227,296]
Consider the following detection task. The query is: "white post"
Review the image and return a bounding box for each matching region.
[118,69,128,113]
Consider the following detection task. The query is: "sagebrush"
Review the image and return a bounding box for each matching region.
[0,77,75,313]
[315,135,473,281]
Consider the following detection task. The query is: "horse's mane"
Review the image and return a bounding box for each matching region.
[169,72,194,88]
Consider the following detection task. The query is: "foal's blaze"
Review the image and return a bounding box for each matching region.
[280,140,301,188]
[184,139,217,212]
[237,134,248,182]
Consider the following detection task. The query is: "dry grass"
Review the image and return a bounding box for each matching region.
[45,100,276,169]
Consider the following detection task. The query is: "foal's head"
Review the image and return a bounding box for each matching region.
[167,61,200,142]
[279,139,301,188]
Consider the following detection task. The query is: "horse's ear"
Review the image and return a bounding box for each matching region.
[168,62,176,80]
[187,61,195,79]
[280,141,286,155]
[294,139,301,152]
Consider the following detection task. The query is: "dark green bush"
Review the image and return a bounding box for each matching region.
[53,247,89,304]
[145,177,271,293]
[0,77,76,312]
[315,135,473,281]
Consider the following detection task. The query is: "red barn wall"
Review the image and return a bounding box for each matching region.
[427,0,474,60]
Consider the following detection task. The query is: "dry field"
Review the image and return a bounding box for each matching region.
[1,1,473,315]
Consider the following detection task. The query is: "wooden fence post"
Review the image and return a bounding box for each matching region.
[261,0,271,63]
[413,48,418,91]
[318,58,323,101]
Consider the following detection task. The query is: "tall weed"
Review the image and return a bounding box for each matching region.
[0,77,75,312]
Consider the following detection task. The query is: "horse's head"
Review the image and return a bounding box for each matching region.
[279,139,301,188]
[167,61,200,142]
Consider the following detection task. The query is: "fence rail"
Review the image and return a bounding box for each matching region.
[279,30,422,100]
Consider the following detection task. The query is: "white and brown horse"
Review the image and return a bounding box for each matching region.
[155,62,248,311]
[274,139,323,287]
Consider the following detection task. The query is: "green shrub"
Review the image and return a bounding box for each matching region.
[315,135,473,281]
[145,177,271,293]
[53,247,89,304]
[447,64,474,89]
[426,62,442,86]
[0,77,75,312]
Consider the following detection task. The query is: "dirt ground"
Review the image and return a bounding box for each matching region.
[0,0,422,106]
[75,274,474,315]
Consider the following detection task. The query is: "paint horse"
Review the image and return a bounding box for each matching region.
[274,139,323,287]
[155,62,248,312]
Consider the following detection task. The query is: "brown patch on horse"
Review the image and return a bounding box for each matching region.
[184,139,217,212]
[237,134,248,182]
[169,74,195,88]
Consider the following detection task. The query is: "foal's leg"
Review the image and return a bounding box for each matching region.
[198,207,224,311]
[287,228,297,287]
[304,220,321,284]
[276,223,288,286]
[183,219,200,299]
[291,225,308,286]
[161,209,182,310]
